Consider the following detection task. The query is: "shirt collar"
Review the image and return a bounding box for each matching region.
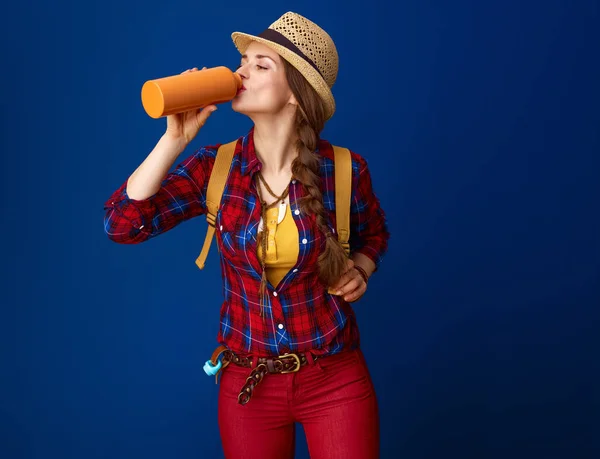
[240,127,262,177]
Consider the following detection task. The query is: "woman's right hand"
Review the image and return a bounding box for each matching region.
[164,67,218,146]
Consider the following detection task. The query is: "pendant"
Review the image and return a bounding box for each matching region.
[258,200,287,233]
[277,200,287,224]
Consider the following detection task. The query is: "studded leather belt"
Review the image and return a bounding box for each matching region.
[209,346,320,405]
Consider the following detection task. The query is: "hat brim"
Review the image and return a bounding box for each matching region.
[231,31,335,120]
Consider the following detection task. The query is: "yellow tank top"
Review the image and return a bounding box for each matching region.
[257,203,299,287]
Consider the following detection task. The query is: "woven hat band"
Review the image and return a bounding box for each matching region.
[258,28,324,79]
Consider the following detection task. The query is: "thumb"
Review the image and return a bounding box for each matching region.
[196,105,218,127]
[345,258,354,272]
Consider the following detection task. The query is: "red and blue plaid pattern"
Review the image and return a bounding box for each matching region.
[104,128,389,358]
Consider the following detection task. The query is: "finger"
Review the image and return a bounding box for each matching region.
[201,66,207,70]
[336,274,362,297]
[329,259,356,291]
[343,275,367,301]
[330,271,352,292]
[344,282,367,302]
[333,262,359,292]
[195,104,218,128]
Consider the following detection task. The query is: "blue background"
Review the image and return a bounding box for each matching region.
[2,0,599,458]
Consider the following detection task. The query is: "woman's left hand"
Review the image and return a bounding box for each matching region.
[329,259,368,302]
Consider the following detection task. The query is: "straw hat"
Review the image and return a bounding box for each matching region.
[231,12,339,120]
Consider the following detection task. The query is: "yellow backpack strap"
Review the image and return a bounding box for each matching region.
[332,146,352,257]
[195,140,238,269]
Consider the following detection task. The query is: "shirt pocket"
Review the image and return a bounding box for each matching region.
[217,203,242,259]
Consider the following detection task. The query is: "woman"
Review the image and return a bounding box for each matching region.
[104,11,389,459]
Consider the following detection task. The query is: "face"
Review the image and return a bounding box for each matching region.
[231,41,297,117]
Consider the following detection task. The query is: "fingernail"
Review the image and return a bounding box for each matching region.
[336,290,342,296]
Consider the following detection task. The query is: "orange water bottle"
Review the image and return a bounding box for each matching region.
[141,66,243,118]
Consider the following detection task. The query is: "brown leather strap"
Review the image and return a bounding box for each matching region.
[210,345,229,384]
[223,350,313,370]
[238,363,269,405]
[210,345,227,365]
[222,350,317,405]
[235,354,308,405]
[223,350,252,367]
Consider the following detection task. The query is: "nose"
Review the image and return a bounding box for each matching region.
[236,63,249,80]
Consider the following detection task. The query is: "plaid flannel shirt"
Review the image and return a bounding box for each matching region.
[104,127,389,358]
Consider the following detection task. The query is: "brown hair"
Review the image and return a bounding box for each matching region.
[282,59,349,287]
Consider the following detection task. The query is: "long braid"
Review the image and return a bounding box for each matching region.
[290,107,348,287]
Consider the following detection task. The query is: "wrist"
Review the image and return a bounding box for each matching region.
[161,132,188,154]
[353,265,369,284]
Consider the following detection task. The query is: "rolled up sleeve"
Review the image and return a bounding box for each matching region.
[349,154,390,269]
[103,146,217,244]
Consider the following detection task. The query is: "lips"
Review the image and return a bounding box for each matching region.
[236,86,246,96]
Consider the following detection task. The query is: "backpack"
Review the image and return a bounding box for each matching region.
[195,140,352,269]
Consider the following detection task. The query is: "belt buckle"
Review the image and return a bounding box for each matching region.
[278,353,301,374]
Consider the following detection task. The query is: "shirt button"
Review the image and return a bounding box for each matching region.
[278,323,284,329]
[219,225,223,231]
[292,179,296,184]
[294,209,300,215]
[302,238,308,244]
[273,291,278,297]
[293,268,298,273]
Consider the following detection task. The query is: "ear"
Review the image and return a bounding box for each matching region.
[287,92,298,106]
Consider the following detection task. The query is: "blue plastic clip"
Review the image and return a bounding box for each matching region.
[203,358,222,376]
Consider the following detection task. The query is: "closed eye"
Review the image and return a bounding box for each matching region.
[236,63,268,70]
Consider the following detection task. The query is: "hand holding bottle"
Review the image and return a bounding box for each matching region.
[164,67,218,146]
[128,66,242,201]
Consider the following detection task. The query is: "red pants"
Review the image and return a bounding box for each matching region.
[217,348,379,459]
